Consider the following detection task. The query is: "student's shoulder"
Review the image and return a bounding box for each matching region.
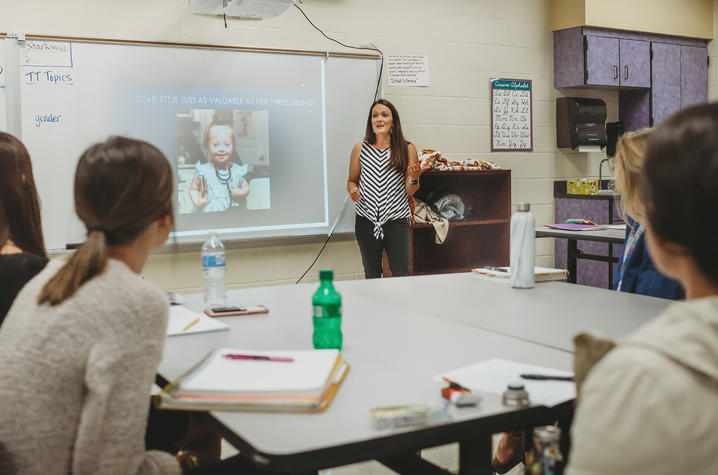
[102,260,167,313]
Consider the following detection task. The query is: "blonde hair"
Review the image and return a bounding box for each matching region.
[614,128,652,224]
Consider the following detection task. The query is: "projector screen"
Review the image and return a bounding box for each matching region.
[1,37,380,249]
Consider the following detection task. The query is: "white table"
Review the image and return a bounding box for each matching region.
[535,226,626,285]
[158,274,667,474]
[335,272,669,352]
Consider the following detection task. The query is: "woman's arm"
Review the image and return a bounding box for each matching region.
[405,143,424,197]
[187,171,208,208]
[347,142,362,202]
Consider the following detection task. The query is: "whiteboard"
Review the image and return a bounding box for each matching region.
[0,36,378,250]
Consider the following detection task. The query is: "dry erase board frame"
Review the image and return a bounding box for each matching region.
[0,33,381,250]
[490,78,533,152]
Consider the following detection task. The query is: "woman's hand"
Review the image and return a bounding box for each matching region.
[349,186,361,202]
[407,162,429,182]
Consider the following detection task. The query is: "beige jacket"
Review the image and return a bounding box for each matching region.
[566,296,718,475]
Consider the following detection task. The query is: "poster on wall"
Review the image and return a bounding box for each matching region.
[490,78,533,152]
[387,55,430,87]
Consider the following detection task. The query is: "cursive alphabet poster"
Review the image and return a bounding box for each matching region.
[490,78,533,152]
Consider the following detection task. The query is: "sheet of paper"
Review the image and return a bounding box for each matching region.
[167,306,229,336]
[436,358,575,407]
[603,224,627,230]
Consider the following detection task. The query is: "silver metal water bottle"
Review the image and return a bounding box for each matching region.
[510,202,535,288]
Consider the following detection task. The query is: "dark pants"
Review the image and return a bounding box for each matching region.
[355,215,410,279]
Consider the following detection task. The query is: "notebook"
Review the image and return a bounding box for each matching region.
[166,306,229,336]
[156,348,349,412]
[472,266,569,283]
[544,223,605,231]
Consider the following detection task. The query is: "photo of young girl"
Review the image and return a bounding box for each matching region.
[188,113,250,213]
[177,109,270,215]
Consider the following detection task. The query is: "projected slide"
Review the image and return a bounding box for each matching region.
[115,84,326,239]
[178,109,270,214]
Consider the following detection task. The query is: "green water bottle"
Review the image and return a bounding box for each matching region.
[312,270,342,350]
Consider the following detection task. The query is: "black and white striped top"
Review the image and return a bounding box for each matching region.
[355,140,411,239]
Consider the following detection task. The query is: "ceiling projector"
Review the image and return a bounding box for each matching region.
[191,0,295,20]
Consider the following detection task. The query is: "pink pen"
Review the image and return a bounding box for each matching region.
[223,354,294,362]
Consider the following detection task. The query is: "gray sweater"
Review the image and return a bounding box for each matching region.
[0,259,180,475]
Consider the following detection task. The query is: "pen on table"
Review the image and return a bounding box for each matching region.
[224,354,294,362]
[442,377,470,391]
[520,373,574,382]
[182,317,200,331]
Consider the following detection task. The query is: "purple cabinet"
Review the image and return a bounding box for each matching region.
[619,39,650,87]
[651,43,708,126]
[555,195,624,289]
[681,45,709,108]
[555,30,650,88]
[586,36,619,86]
[553,27,709,131]
[651,42,681,126]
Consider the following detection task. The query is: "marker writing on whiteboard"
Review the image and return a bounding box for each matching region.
[35,113,62,128]
[24,70,73,85]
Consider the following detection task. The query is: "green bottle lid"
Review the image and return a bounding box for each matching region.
[319,269,333,281]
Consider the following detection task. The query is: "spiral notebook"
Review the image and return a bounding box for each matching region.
[472,266,569,283]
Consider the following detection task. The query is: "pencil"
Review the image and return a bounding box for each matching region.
[183,317,200,331]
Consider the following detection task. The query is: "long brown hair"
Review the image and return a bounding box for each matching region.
[38,137,173,306]
[614,128,652,224]
[364,99,410,174]
[0,132,46,257]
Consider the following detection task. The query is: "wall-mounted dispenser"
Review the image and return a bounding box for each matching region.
[556,97,607,151]
[605,121,624,158]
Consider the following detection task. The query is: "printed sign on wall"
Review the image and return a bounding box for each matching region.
[387,55,430,87]
[490,78,533,152]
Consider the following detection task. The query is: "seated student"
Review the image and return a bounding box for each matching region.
[612,128,683,299]
[0,137,192,474]
[0,132,48,322]
[566,102,718,474]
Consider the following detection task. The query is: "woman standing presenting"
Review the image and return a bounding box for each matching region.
[348,99,424,278]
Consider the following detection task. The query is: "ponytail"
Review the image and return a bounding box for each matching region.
[38,229,109,306]
[35,135,173,307]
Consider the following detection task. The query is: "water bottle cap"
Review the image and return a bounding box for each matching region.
[502,381,530,407]
[517,202,530,212]
[319,270,334,280]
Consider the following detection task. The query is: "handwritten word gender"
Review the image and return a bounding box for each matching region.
[35,113,62,128]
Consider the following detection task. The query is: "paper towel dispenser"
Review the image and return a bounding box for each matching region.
[556,98,607,150]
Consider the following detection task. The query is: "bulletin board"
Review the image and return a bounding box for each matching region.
[490,78,533,152]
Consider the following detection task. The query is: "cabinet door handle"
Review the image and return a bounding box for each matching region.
[613,65,618,80]
[624,66,629,80]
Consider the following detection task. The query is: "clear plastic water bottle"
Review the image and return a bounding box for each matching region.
[312,270,342,350]
[525,425,564,475]
[201,232,226,309]
[510,202,535,288]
